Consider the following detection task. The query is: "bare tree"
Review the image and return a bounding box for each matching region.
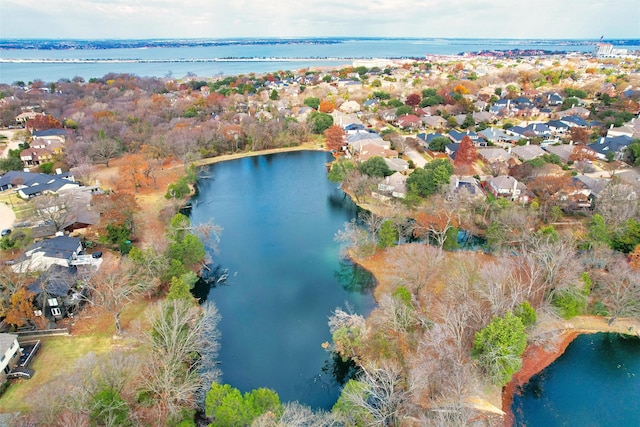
[593,258,640,319]
[89,137,121,167]
[84,260,155,335]
[388,243,444,300]
[595,182,638,227]
[31,192,83,232]
[140,299,220,420]
[341,361,407,426]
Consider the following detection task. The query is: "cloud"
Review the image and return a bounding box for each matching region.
[1,0,638,39]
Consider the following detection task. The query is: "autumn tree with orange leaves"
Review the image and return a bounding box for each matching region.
[324,125,346,155]
[319,100,335,113]
[413,195,459,252]
[454,135,478,175]
[4,287,36,328]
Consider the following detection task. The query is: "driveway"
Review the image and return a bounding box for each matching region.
[0,202,16,231]
[404,146,427,168]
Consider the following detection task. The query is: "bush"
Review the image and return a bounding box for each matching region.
[514,301,537,327]
[552,289,587,319]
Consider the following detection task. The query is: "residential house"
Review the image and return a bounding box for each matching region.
[14,236,83,273]
[508,123,552,139]
[543,143,575,162]
[479,128,522,146]
[449,130,482,145]
[588,135,634,161]
[20,147,53,166]
[478,147,514,164]
[546,120,571,136]
[560,115,591,128]
[449,176,484,200]
[362,99,380,110]
[511,144,546,162]
[421,115,448,129]
[339,100,361,114]
[27,265,86,320]
[0,334,21,383]
[560,106,591,118]
[379,109,397,122]
[396,114,422,130]
[486,175,529,203]
[375,172,407,200]
[0,170,79,197]
[384,157,409,172]
[417,132,448,150]
[14,112,41,125]
[347,132,388,154]
[359,144,398,162]
[606,117,640,139]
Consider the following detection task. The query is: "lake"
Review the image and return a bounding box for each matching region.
[512,333,640,426]
[187,150,376,409]
[3,37,636,83]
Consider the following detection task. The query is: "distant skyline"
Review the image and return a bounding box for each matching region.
[1,0,639,40]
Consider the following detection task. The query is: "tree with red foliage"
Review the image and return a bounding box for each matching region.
[25,114,62,131]
[454,136,478,174]
[405,93,421,107]
[324,125,346,154]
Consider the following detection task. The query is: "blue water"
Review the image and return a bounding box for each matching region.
[3,37,638,83]
[512,333,640,426]
[187,151,376,409]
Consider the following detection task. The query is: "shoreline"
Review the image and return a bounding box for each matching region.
[502,316,640,425]
[192,143,327,167]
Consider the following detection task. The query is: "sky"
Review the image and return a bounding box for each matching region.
[1,0,639,40]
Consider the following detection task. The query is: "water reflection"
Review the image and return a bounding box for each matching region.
[335,259,376,294]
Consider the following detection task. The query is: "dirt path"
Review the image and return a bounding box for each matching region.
[0,202,16,231]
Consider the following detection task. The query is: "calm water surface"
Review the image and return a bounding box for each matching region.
[187,151,376,409]
[512,333,640,426]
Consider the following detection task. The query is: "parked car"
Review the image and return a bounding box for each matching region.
[1,229,11,237]
[91,251,103,259]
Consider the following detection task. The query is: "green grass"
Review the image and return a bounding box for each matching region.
[0,300,150,413]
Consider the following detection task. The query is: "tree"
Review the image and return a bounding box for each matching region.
[25,114,62,131]
[318,100,335,113]
[405,93,421,107]
[269,89,279,100]
[205,383,282,427]
[31,192,82,232]
[406,158,453,198]
[307,111,333,134]
[377,220,398,248]
[428,136,450,152]
[89,137,121,167]
[327,158,355,183]
[303,96,320,109]
[358,156,392,178]
[471,312,527,386]
[85,260,154,335]
[595,182,638,227]
[413,196,459,251]
[141,299,221,420]
[324,124,346,153]
[4,287,36,328]
[453,135,477,173]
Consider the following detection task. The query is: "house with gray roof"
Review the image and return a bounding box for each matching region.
[376,172,407,200]
[511,144,546,161]
[479,128,522,145]
[486,175,529,203]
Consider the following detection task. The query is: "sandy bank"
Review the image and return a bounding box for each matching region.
[192,143,326,167]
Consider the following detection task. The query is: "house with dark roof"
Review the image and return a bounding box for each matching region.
[588,135,634,160]
[0,171,78,197]
[449,129,483,145]
[508,123,552,139]
[546,120,571,136]
[27,265,86,320]
[14,236,83,272]
[560,115,591,128]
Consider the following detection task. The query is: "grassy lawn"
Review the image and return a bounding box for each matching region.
[0,299,151,414]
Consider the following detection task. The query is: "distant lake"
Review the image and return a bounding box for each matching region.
[3,37,637,83]
[187,151,376,409]
[512,333,640,426]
